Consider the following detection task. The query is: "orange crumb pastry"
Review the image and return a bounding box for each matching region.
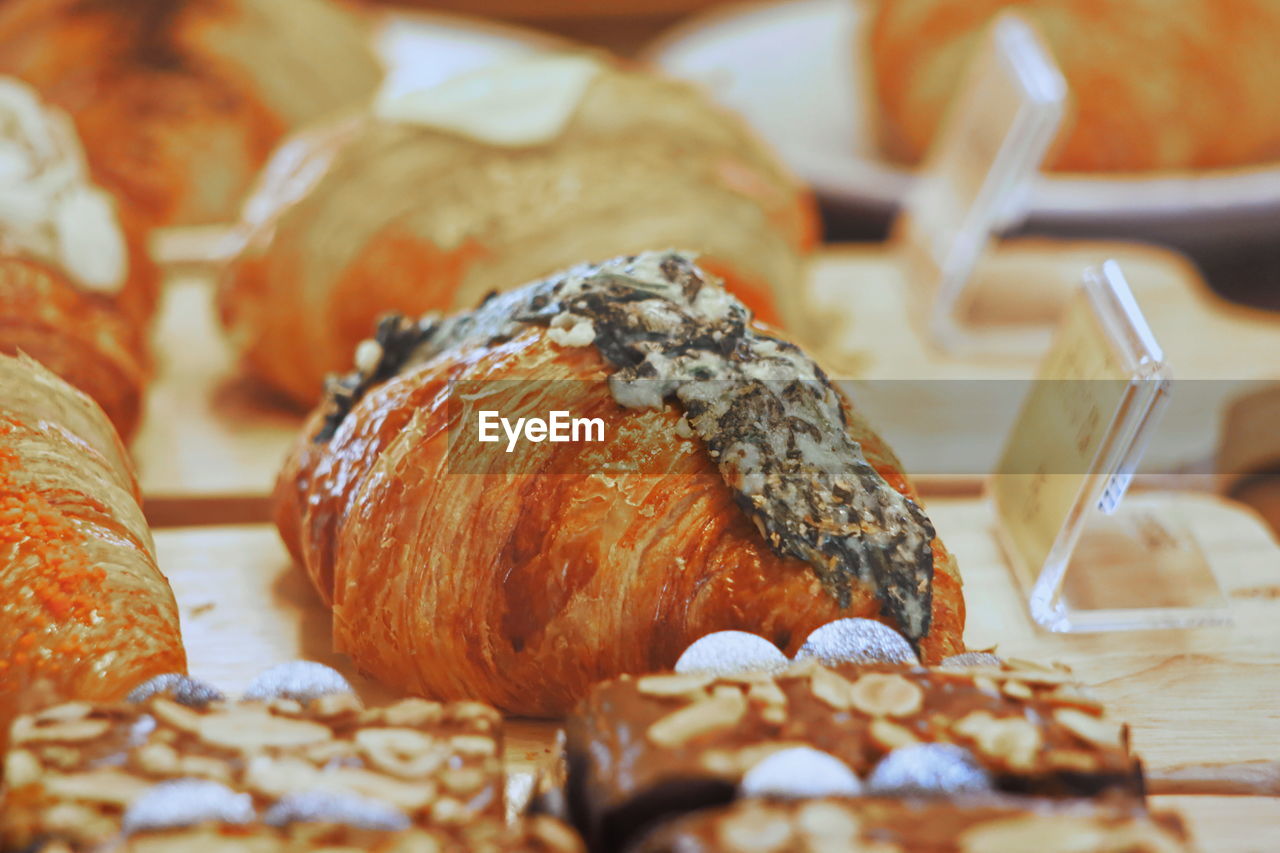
[219,54,818,407]
[868,0,1280,172]
[274,252,962,717]
[0,0,382,227]
[0,354,185,751]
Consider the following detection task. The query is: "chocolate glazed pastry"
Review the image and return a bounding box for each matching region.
[565,660,1145,850]
[275,252,963,717]
[0,354,185,756]
[0,0,381,227]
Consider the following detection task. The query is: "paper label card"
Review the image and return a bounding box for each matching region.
[990,261,1227,631]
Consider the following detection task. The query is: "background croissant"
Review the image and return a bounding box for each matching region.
[0,77,158,439]
[0,0,382,227]
[868,0,1280,172]
[0,355,185,751]
[275,258,963,717]
[220,56,818,407]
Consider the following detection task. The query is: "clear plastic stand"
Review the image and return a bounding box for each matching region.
[990,261,1231,632]
[895,11,1067,356]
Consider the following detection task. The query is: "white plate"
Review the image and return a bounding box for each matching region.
[647,0,1280,251]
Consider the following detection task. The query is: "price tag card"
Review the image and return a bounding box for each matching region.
[895,11,1066,354]
[990,261,1229,632]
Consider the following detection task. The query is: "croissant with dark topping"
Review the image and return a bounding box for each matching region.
[275,253,963,716]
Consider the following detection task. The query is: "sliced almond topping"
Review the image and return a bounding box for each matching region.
[149,698,205,733]
[356,728,449,778]
[197,707,331,750]
[647,688,747,748]
[1000,680,1034,701]
[954,711,1043,769]
[761,705,787,726]
[796,800,862,843]
[716,805,794,852]
[848,674,924,718]
[449,734,497,756]
[42,803,117,846]
[808,667,856,710]
[311,692,364,719]
[134,742,181,777]
[382,699,443,727]
[747,680,788,707]
[43,769,151,805]
[10,717,110,744]
[430,797,471,825]
[3,749,42,788]
[1053,707,1123,748]
[636,672,716,698]
[440,767,487,794]
[35,702,95,723]
[869,718,919,751]
[530,814,588,851]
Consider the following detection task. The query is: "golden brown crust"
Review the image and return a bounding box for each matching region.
[0,355,184,752]
[0,0,381,227]
[275,325,963,718]
[868,0,1280,172]
[0,256,150,440]
[220,62,817,406]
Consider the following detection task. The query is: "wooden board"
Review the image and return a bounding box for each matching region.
[152,491,1280,848]
[132,239,1280,524]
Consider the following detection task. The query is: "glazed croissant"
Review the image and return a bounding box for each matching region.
[0,354,185,750]
[275,252,962,717]
[0,78,158,439]
[868,0,1280,171]
[0,0,382,227]
[221,54,818,407]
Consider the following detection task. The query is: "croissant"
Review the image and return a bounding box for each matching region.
[220,54,818,407]
[275,252,963,717]
[868,0,1280,171]
[0,354,185,750]
[0,77,158,439]
[0,0,382,227]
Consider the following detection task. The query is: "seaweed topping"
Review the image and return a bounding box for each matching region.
[317,251,935,645]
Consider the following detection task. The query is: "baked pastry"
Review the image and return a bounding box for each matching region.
[868,0,1280,171]
[0,354,185,752]
[220,54,818,406]
[0,76,159,438]
[1,663,584,851]
[0,0,383,227]
[629,796,1190,852]
[274,251,962,717]
[566,660,1142,849]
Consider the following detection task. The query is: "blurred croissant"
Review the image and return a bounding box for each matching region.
[220,54,818,407]
[0,354,185,751]
[868,0,1280,171]
[275,253,962,717]
[0,78,158,439]
[0,0,382,227]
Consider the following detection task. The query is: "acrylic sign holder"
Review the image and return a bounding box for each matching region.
[990,261,1230,632]
[895,11,1067,355]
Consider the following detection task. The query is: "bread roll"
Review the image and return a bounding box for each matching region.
[220,55,817,406]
